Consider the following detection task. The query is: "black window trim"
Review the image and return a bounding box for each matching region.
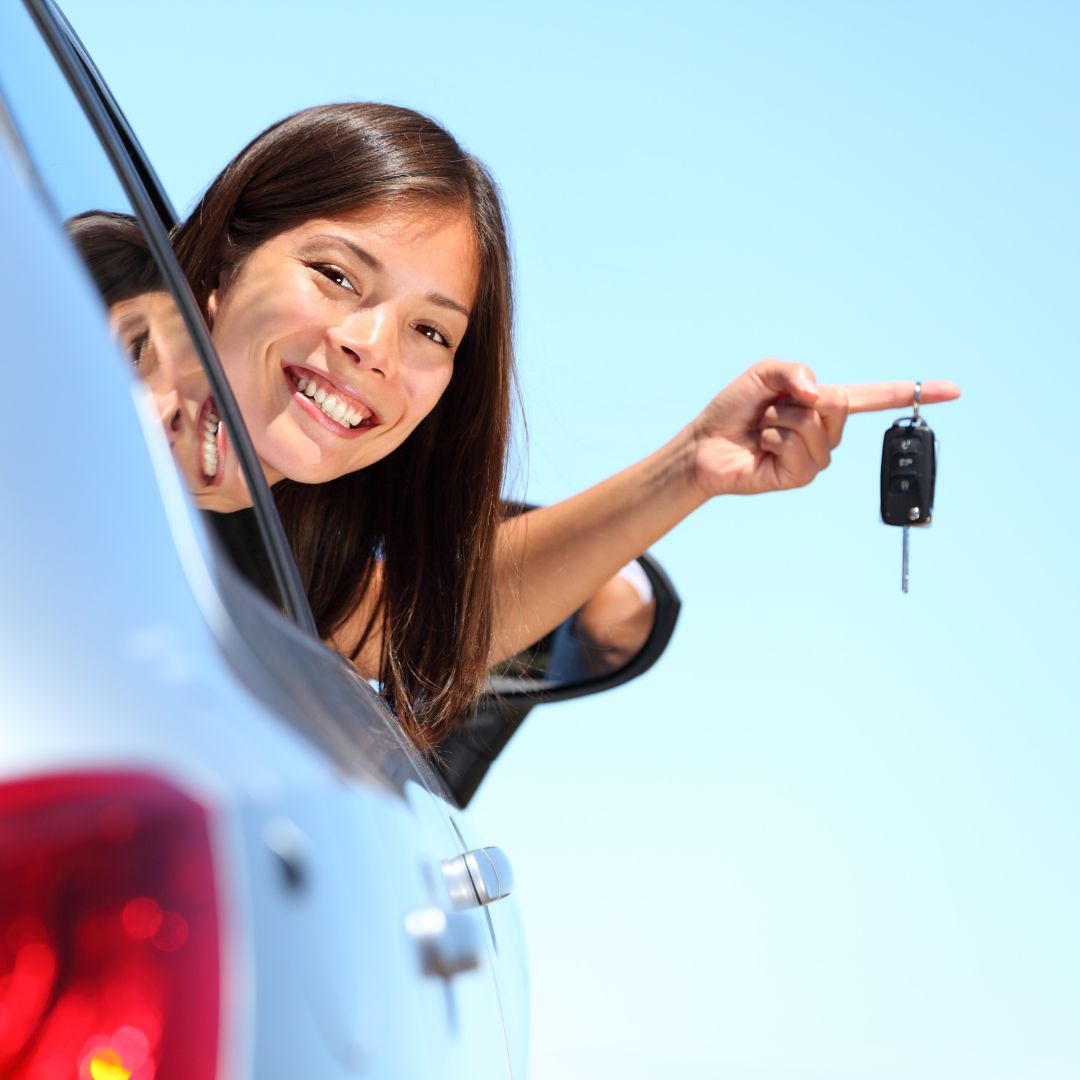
[53,2,178,231]
[23,0,318,635]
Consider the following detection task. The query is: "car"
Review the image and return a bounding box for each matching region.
[0,1,680,1076]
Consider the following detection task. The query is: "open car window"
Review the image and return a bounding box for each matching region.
[0,0,316,634]
[0,0,309,623]
[0,0,452,789]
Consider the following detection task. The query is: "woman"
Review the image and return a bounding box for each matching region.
[166,103,957,748]
[172,104,513,746]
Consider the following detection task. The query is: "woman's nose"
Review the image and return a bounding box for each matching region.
[154,389,183,444]
[332,307,399,378]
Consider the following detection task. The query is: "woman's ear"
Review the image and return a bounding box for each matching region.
[207,288,220,327]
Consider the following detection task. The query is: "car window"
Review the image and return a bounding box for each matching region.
[0,5,127,218]
[0,0,303,617]
[0,0,491,795]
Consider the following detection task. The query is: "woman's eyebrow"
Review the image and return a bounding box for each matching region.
[306,233,381,270]
[428,292,470,319]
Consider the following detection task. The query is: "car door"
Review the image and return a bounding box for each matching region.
[0,1,520,1075]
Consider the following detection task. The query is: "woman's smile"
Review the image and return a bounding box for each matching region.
[207,205,479,486]
[195,393,229,485]
[110,291,247,510]
[284,364,378,436]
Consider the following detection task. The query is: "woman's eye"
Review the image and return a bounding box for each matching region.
[416,323,452,349]
[128,331,150,367]
[313,264,355,291]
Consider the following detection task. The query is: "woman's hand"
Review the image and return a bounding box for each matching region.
[687,360,962,498]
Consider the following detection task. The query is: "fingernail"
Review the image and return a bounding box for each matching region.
[797,375,818,394]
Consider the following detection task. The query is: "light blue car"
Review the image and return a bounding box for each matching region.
[0,2,680,1076]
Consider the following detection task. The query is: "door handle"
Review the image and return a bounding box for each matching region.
[442,846,514,910]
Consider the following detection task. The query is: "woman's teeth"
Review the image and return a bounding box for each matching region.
[295,374,369,428]
[202,407,221,478]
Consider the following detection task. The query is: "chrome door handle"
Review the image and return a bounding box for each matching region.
[442,846,514,910]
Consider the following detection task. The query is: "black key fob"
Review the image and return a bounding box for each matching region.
[880,420,936,527]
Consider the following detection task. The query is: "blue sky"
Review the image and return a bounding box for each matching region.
[58,1,1080,1076]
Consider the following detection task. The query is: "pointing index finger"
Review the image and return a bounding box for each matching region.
[834,379,962,415]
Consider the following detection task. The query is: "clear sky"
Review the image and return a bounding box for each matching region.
[61,1,1079,1076]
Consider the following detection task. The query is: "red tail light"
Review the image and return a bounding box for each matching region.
[0,772,220,1079]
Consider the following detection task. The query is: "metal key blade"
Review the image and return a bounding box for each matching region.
[902,526,910,593]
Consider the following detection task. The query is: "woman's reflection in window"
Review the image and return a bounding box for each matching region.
[66,212,249,512]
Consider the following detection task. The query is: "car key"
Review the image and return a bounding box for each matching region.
[880,381,937,593]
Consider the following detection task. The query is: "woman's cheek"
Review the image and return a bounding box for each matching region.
[414,366,454,427]
[272,290,335,355]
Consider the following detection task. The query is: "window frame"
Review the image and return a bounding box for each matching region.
[22,0,318,636]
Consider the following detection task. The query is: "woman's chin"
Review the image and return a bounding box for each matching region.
[257,435,396,486]
[194,466,252,512]
[258,450,357,487]
[196,489,254,513]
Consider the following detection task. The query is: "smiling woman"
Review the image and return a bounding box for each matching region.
[173,103,514,745]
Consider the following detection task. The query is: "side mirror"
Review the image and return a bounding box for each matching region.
[434,551,681,807]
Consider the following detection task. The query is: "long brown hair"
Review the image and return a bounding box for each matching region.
[173,103,515,748]
[66,211,162,303]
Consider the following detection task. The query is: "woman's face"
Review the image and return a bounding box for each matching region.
[207,204,479,486]
[109,291,249,511]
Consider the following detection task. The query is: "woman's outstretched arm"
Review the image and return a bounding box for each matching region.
[489,359,960,664]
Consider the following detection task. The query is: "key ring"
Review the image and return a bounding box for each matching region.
[897,381,926,429]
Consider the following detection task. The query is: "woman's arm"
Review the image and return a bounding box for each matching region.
[489,360,960,663]
[566,564,658,674]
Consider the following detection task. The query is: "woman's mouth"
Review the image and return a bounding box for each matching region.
[285,366,376,436]
[197,397,226,485]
